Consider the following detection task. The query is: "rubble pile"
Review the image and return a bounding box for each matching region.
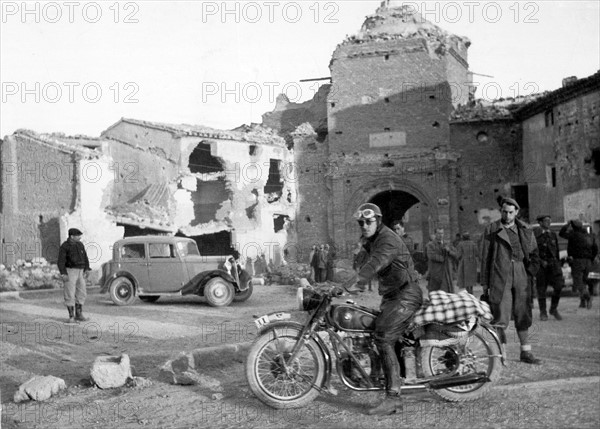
[0,258,62,292]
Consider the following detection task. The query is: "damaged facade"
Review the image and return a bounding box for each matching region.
[2,1,598,268]
[0,120,296,267]
[264,2,600,257]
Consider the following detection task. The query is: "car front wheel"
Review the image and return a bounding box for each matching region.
[204,277,235,307]
[109,277,136,306]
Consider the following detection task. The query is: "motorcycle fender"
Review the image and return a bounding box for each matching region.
[480,322,505,366]
[255,321,332,390]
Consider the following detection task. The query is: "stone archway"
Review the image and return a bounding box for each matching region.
[341,178,438,254]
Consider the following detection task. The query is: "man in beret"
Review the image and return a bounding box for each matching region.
[57,228,91,323]
[480,197,541,364]
[534,215,564,320]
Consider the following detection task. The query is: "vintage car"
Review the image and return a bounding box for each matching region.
[99,236,252,307]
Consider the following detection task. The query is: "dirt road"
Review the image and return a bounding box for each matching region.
[1,284,599,428]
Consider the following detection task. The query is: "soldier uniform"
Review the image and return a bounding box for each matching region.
[534,215,564,320]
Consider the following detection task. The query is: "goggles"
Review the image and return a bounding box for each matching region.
[354,209,378,220]
[357,218,377,227]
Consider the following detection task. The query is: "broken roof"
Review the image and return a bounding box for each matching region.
[9,130,104,156]
[104,118,287,147]
[342,3,470,55]
[106,182,176,232]
[514,71,600,120]
[450,94,549,123]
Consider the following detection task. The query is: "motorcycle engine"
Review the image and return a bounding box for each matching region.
[340,333,381,387]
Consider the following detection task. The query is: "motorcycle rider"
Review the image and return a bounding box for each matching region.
[343,203,423,415]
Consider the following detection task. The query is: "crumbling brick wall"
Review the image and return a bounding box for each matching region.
[450,120,523,236]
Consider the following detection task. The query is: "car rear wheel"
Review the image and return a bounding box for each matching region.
[204,277,234,307]
[109,277,136,306]
[139,295,160,303]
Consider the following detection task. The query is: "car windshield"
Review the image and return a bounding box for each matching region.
[177,240,200,257]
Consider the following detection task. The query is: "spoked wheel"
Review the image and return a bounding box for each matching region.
[421,325,502,401]
[246,324,325,409]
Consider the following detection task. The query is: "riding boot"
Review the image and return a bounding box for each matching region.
[75,304,89,322]
[538,298,548,320]
[368,343,402,415]
[66,306,76,324]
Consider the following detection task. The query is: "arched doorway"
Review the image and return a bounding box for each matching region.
[369,190,427,253]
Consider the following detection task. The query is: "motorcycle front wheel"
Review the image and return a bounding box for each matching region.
[420,324,502,401]
[245,324,326,409]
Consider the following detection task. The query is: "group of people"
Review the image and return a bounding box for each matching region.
[424,227,479,294]
[309,243,335,282]
[342,198,598,415]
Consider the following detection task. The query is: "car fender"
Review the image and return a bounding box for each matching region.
[100,271,138,294]
[181,270,237,296]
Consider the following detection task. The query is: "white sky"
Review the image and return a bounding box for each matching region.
[1,0,599,137]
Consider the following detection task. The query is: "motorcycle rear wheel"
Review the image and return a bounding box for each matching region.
[420,325,501,401]
[246,324,326,409]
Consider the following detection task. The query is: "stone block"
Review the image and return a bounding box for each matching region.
[90,354,132,389]
[13,375,66,402]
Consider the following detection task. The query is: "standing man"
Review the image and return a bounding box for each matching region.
[57,228,91,323]
[425,227,458,293]
[392,220,414,254]
[559,220,598,309]
[480,198,541,364]
[343,203,422,415]
[534,215,564,320]
[456,233,478,294]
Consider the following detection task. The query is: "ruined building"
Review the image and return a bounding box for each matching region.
[264,2,600,258]
[0,120,295,267]
[266,3,473,256]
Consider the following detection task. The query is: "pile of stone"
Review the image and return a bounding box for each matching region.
[0,258,62,292]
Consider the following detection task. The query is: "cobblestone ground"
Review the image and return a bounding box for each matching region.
[1,283,598,428]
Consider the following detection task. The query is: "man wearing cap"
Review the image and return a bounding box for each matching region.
[480,198,541,364]
[57,228,91,323]
[560,219,598,308]
[343,203,422,415]
[534,215,564,320]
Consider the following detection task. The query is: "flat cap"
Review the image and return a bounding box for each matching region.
[536,215,551,222]
[68,228,83,236]
[500,197,520,210]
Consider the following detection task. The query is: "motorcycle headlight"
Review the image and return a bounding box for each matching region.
[296,287,321,312]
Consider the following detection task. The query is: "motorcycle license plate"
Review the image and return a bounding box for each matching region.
[254,312,291,329]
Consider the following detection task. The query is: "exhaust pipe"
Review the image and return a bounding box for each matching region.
[428,373,490,389]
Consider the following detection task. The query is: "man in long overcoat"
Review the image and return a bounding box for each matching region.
[456,232,478,294]
[480,198,541,364]
[426,227,458,293]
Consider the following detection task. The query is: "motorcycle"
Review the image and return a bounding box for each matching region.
[246,284,503,409]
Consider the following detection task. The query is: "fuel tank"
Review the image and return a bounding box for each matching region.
[329,304,378,332]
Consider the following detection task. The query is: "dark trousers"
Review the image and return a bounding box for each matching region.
[571,258,592,298]
[373,282,423,394]
[536,262,564,312]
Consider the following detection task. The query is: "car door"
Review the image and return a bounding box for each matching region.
[119,242,149,289]
[147,242,186,292]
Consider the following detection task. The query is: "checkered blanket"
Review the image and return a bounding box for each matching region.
[411,290,493,327]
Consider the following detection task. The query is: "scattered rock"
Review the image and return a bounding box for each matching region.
[13,375,66,402]
[211,393,224,400]
[159,352,223,391]
[90,354,132,389]
[127,376,153,388]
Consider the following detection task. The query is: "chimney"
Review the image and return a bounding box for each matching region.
[562,76,577,87]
